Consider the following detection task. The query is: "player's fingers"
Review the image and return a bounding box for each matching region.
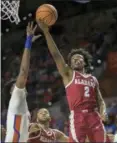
[38,19,43,26]
[28,22,30,28]
[37,34,42,38]
[31,21,33,29]
[32,34,42,42]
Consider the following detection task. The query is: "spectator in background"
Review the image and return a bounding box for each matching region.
[107,101,117,115]
[63,120,69,136]
[56,115,65,131]
[1,125,6,142]
[1,108,7,127]
[50,116,56,128]
[63,125,69,136]
[105,114,117,134]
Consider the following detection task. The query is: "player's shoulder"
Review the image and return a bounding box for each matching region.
[29,123,41,133]
[52,128,58,132]
[91,75,98,81]
[52,129,64,136]
[28,123,41,141]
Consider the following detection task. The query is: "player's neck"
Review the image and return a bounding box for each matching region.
[39,122,49,129]
[76,68,85,74]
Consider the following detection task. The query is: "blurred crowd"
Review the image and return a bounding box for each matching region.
[1,8,117,141]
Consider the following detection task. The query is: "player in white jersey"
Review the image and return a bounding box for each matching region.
[5,22,39,142]
[114,133,117,142]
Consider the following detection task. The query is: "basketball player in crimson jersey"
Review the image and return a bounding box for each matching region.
[37,21,111,143]
[28,108,69,142]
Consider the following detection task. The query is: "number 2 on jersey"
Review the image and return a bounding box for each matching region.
[84,86,90,97]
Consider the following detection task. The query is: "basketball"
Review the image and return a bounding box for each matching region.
[36,4,58,26]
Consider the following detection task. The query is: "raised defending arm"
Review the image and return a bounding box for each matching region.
[5,22,39,143]
[37,20,72,78]
[16,22,37,89]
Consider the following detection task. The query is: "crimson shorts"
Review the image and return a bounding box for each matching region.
[69,110,110,143]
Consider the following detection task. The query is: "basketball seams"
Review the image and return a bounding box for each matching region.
[44,5,57,25]
[36,11,53,25]
[36,4,57,26]
[43,4,57,21]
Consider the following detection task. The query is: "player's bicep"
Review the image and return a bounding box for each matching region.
[94,78,105,110]
[16,69,27,88]
[96,87,103,102]
[93,76,103,102]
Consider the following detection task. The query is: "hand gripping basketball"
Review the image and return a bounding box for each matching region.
[37,20,49,33]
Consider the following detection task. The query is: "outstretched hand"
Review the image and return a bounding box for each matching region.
[26,22,42,42]
[27,22,37,36]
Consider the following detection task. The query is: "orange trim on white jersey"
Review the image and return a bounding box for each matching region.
[13,115,22,142]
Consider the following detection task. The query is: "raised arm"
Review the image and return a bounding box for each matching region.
[37,21,72,79]
[16,22,37,89]
[5,22,39,142]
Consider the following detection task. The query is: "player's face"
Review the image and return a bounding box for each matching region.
[37,108,51,123]
[71,54,85,70]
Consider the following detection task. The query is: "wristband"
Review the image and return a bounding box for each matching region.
[25,36,33,49]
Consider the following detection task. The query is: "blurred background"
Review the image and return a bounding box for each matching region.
[1,0,117,141]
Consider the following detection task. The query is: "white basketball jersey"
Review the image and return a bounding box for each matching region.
[5,86,30,142]
[114,133,117,142]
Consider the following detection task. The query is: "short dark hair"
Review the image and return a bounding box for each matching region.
[67,48,92,72]
[3,79,16,108]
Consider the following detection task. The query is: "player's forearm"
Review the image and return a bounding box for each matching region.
[16,36,32,88]
[19,48,30,78]
[43,31,65,63]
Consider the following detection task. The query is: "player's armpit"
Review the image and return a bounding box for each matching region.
[54,129,69,142]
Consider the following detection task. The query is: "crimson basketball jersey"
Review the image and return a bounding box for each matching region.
[28,124,56,143]
[65,71,98,111]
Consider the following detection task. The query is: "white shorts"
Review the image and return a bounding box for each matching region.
[5,86,30,142]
